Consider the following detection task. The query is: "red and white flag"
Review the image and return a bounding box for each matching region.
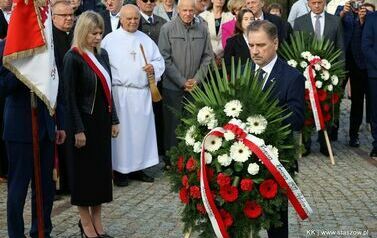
[3,0,58,115]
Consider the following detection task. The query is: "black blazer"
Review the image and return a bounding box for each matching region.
[294,12,344,60]
[100,10,121,37]
[138,14,167,44]
[0,11,8,39]
[224,34,250,71]
[260,57,305,131]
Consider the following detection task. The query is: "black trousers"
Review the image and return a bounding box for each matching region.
[347,57,369,139]
[0,95,7,178]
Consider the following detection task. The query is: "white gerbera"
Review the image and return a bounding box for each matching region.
[205,152,213,164]
[247,163,260,175]
[217,154,232,167]
[287,59,298,68]
[301,51,312,59]
[331,75,339,86]
[315,80,323,88]
[224,100,243,118]
[300,61,308,68]
[197,106,215,125]
[207,119,218,130]
[204,135,222,152]
[305,80,311,89]
[230,141,252,163]
[320,70,330,80]
[193,142,202,153]
[321,59,331,70]
[266,145,279,159]
[327,84,333,91]
[185,126,196,146]
[224,131,235,141]
[246,115,268,135]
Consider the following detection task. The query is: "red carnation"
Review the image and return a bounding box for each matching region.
[322,104,330,112]
[317,89,327,101]
[323,113,331,122]
[304,90,310,100]
[179,188,189,204]
[332,93,340,104]
[189,185,201,199]
[304,118,314,126]
[186,156,197,172]
[259,179,278,199]
[240,178,254,192]
[244,200,263,219]
[217,173,231,187]
[219,185,239,202]
[196,203,206,214]
[177,156,185,172]
[182,175,189,188]
[197,167,215,181]
[219,209,233,228]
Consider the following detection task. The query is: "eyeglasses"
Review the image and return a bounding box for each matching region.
[141,0,155,3]
[54,13,74,18]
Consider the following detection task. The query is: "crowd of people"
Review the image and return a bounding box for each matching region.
[0,0,376,237]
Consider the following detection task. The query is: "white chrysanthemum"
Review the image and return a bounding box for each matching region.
[185,126,196,146]
[207,119,218,130]
[287,59,298,68]
[197,106,215,125]
[320,70,330,80]
[193,142,202,153]
[315,80,323,88]
[247,163,260,175]
[266,145,279,159]
[327,84,333,91]
[303,68,310,81]
[204,135,222,152]
[217,154,232,167]
[246,115,268,135]
[314,63,322,71]
[224,131,235,141]
[301,51,312,59]
[224,100,243,118]
[321,59,331,70]
[205,152,212,164]
[300,61,308,68]
[230,141,252,163]
[331,75,339,86]
[305,80,311,89]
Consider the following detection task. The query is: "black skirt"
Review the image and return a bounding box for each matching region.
[70,81,113,206]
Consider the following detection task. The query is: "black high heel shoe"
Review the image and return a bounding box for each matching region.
[78,220,100,238]
[93,225,113,238]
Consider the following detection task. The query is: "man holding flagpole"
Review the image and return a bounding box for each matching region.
[0,1,65,237]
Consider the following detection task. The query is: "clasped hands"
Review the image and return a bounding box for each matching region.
[184,79,198,92]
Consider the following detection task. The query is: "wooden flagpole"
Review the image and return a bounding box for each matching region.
[30,92,45,238]
[323,130,335,165]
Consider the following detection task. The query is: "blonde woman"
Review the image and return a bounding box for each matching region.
[63,11,119,238]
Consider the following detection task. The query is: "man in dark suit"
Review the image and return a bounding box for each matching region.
[362,11,377,160]
[335,1,370,148]
[100,0,123,37]
[246,0,292,44]
[247,20,305,238]
[0,0,11,39]
[0,40,66,238]
[294,0,344,156]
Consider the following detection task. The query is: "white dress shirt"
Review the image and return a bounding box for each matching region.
[2,10,11,23]
[255,55,278,89]
[310,11,325,39]
[110,12,120,32]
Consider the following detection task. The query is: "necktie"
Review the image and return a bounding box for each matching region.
[314,14,321,39]
[148,16,153,24]
[257,68,265,84]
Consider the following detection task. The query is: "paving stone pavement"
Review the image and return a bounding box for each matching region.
[0,99,376,238]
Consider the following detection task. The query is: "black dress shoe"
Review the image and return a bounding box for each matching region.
[98,234,113,238]
[349,138,360,148]
[370,148,377,159]
[130,171,154,183]
[320,147,330,157]
[114,177,129,187]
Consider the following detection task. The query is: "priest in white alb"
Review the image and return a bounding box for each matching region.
[102,4,165,186]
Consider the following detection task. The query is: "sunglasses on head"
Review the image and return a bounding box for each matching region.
[141,0,155,3]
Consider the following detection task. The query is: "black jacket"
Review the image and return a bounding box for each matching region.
[100,10,121,37]
[138,14,167,44]
[224,34,250,71]
[63,48,119,134]
[0,11,8,39]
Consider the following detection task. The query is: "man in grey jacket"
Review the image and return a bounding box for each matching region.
[158,0,213,168]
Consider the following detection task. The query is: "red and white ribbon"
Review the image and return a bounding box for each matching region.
[72,47,112,112]
[200,119,312,237]
[306,58,325,131]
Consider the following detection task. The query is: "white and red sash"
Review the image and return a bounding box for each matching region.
[306,58,325,131]
[200,119,312,238]
[72,47,112,112]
